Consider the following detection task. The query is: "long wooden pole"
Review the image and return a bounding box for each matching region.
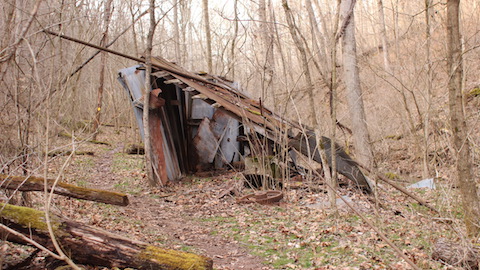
[43,30,214,84]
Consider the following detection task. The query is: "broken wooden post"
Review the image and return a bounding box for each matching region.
[0,203,213,270]
[0,174,129,206]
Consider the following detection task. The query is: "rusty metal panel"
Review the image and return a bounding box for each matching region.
[148,99,169,185]
[118,66,183,182]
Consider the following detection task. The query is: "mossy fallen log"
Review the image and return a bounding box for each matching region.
[0,174,129,206]
[0,203,213,270]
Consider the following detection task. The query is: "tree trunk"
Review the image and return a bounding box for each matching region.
[423,0,433,179]
[328,0,342,212]
[229,0,238,79]
[377,0,391,73]
[305,0,328,83]
[173,1,181,64]
[0,174,129,206]
[92,0,113,140]
[143,0,160,187]
[340,0,374,168]
[0,203,213,269]
[202,0,213,73]
[258,0,275,105]
[446,0,480,237]
[281,0,317,127]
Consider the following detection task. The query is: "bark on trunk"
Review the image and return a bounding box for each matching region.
[92,0,113,140]
[202,0,213,73]
[0,174,129,206]
[340,0,374,167]
[446,0,480,237]
[377,0,391,73]
[259,0,275,105]
[282,0,318,127]
[0,203,213,269]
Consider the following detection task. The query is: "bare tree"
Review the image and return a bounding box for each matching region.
[339,0,373,168]
[173,0,181,63]
[0,0,43,64]
[377,0,391,73]
[229,0,239,80]
[282,0,318,127]
[92,0,113,140]
[202,0,213,73]
[258,0,275,105]
[422,0,433,178]
[446,0,480,237]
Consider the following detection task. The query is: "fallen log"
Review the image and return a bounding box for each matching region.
[0,174,129,206]
[0,203,213,270]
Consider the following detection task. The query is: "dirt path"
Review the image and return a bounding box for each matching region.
[87,141,268,270]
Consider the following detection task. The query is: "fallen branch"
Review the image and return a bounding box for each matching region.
[357,165,439,213]
[0,174,129,206]
[0,203,213,270]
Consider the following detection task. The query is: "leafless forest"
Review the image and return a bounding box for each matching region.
[1,0,480,269]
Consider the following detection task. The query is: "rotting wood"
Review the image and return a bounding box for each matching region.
[0,203,213,270]
[0,174,129,206]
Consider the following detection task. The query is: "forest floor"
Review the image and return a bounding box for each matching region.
[2,125,474,269]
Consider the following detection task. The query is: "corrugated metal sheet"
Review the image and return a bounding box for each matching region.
[118,65,184,183]
[117,65,145,139]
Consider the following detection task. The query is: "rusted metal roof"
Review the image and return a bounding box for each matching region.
[149,57,303,140]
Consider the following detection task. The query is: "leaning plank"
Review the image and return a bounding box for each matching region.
[0,174,129,206]
[0,203,213,270]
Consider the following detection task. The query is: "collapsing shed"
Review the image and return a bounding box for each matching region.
[118,56,371,192]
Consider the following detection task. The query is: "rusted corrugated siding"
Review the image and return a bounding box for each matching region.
[118,66,183,184]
